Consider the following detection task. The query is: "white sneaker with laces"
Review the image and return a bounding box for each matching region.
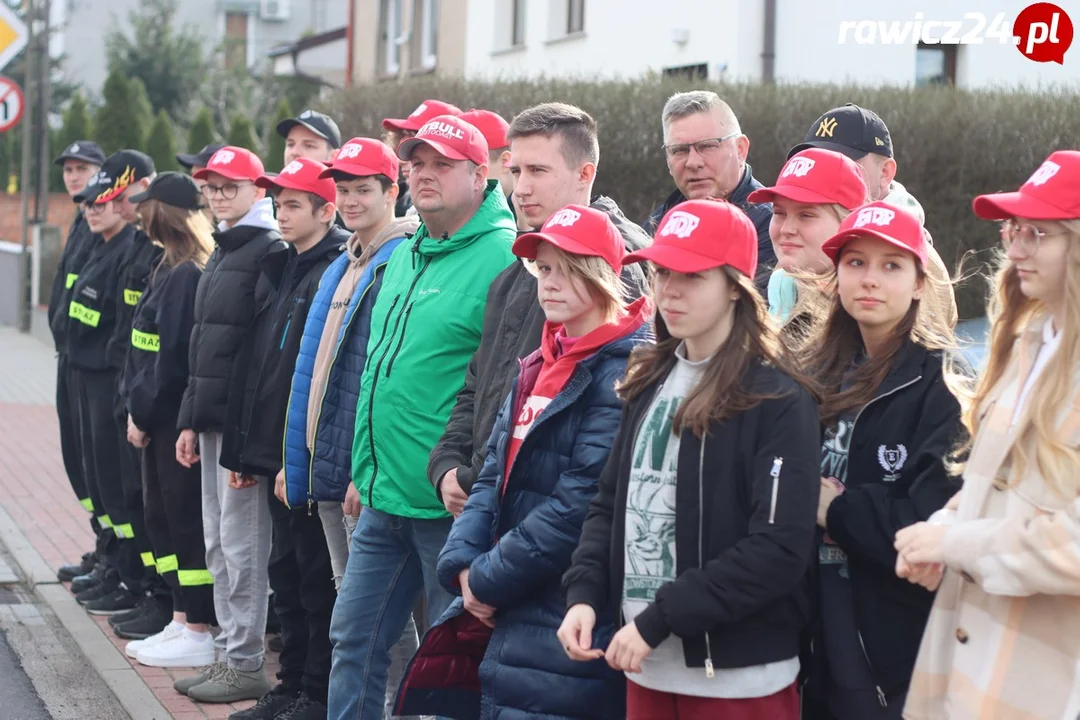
[135,628,215,668]
[124,621,183,659]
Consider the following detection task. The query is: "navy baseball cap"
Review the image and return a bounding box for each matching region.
[276,110,342,148]
[54,140,106,167]
[788,104,893,160]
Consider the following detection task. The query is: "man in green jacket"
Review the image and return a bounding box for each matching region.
[327,115,515,719]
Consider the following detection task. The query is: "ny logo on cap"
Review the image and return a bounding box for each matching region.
[853,207,896,228]
[69,143,80,154]
[546,208,582,229]
[1026,160,1061,187]
[300,110,313,119]
[660,211,700,239]
[782,157,816,178]
[213,150,236,165]
[816,117,838,138]
[420,120,464,141]
[281,160,304,175]
[339,144,363,160]
[411,103,428,118]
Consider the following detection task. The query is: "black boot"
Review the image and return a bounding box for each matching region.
[114,596,171,639]
[57,552,96,582]
[70,564,109,594]
[75,573,119,605]
[85,587,141,616]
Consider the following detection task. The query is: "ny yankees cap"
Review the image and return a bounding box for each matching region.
[513,204,625,273]
[397,115,489,166]
[319,137,400,182]
[383,99,463,132]
[54,140,106,167]
[748,148,868,210]
[973,150,1080,221]
[193,146,265,182]
[822,200,928,267]
[624,199,759,277]
[276,109,342,148]
[128,172,203,210]
[788,103,893,161]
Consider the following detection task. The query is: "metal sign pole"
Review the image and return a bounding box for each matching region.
[17,0,35,333]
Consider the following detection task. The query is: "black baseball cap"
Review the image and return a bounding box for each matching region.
[74,150,157,204]
[788,103,893,161]
[128,172,203,210]
[177,143,226,170]
[54,140,106,167]
[276,109,342,148]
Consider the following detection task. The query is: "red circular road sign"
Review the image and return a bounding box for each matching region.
[0,75,24,132]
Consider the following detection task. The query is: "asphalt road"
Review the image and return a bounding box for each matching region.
[0,625,52,720]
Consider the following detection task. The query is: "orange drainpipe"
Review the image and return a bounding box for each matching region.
[345,0,355,86]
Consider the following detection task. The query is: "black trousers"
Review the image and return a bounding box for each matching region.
[142,422,215,624]
[72,367,145,592]
[56,354,95,535]
[267,491,336,702]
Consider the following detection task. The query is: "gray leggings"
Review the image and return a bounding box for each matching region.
[319,502,420,719]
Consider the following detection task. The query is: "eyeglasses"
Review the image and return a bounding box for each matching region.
[663,132,740,160]
[999,219,1067,254]
[201,181,253,200]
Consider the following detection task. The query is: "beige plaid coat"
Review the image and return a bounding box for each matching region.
[904,318,1080,720]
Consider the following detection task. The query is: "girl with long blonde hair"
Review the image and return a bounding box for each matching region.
[896,151,1080,720]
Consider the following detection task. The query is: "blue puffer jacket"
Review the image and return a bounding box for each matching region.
[283,223,411,507]
[395,301,653,720]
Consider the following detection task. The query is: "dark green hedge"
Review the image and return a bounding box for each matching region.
[330,76,1080,318]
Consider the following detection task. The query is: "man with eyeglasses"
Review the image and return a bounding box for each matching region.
[644,90,776,287]
[174,146,284,705]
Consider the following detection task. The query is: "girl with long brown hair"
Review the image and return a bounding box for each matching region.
[897,151,1080,720]
[559,199,820,720]
[797,201,965,720]
[121,172,217,668]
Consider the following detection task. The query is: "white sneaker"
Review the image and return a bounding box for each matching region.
[124,621,183,659]
[135,628,215,668]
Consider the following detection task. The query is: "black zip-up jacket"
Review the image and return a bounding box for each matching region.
[177,211,283,434]
[563,360,820,672]
[64,225,137,372]
[108,229,164,371]
[220,226,348,478]
[124,261,202,432]
[810,343,964,697]
[643,163,776,291]
[48,213,99,351]
[427,195,652,496]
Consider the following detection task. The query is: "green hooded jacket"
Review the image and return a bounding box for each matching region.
[351,181,516,518]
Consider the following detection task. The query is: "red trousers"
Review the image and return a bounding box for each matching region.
[626,680,799,720]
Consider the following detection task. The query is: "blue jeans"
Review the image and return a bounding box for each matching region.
[327,507,454,720]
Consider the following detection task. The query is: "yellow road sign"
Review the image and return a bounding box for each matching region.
[0,4,28,74]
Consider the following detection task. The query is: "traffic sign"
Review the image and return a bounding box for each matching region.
[0,3,27,74]
[0,76,24,132]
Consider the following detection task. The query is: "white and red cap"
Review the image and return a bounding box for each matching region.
[748,148,867,210]
[822,200,928,267]
[624,199,759,278]
[255,157,336,204]
[397,115,489,166]
[459,109,510,151]
[382,99,463,132]
[193,146,265,182]
[319,137,400,182]
[973,150,1080,221]
[512,204,625,273]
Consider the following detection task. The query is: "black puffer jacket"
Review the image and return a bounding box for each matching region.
[426,195,652,496]
[220,226,348,478]
[177,199,282,434]
[48,213,99,352]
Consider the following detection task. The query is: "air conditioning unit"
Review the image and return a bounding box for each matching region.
[260,0,291,22]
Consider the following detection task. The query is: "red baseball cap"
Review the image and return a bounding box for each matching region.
[512,204,625,273]
[973,150,1080,221]
[459,109,509,151]
[382,99,463,132]
[397,115,489,166]
[748,148,867,210]
[255,157,336,205]
[822,200,928,267]
[193,146,265,182]
[319,137,400,182]
[624,199,759,277]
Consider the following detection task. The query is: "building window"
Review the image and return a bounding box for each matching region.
[663,63,708,81]
[915,42,957,86]
[379,0,403,76]
[224,11,249,69]
[511,0,527,47]
[412,0,439,71]
[567,0,585,34]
